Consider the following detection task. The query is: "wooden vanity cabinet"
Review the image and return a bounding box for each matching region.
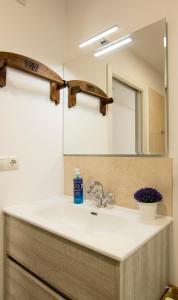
[4,214,170,300]
[4,215,118,300]
[5,258,65,300]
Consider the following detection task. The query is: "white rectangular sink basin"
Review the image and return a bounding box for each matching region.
[34,202,128,234]
[3,195,172,261]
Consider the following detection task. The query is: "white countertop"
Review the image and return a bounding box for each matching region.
[3,195,172,261]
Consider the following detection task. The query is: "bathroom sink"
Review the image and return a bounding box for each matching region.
[3,195,172,261]
[33,201,128,234]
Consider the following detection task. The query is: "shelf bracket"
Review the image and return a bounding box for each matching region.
[0,52,66,104]
[67,80,113,116]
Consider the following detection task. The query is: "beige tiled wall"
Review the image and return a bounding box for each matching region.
[64,156,173,216]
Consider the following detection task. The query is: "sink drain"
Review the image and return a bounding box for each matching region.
[90,211,98,216]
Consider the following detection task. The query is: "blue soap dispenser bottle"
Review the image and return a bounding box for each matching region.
[73,168,83,204]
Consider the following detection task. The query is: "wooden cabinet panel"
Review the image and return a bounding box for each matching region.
[5,215,119,300]
[120,226,169,300]
[5,258,65,300]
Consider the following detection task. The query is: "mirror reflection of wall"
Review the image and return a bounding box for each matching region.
[64,19,167,155]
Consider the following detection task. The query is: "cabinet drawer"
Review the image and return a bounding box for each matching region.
[6,258,65,300]
[5,215,119,300]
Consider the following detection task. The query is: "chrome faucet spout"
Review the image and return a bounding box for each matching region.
[86,180,112,208]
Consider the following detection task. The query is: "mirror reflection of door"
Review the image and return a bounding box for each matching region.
[148,87,165,154]
[112,77,142,154]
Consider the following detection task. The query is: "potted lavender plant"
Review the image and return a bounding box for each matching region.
[134,187,163,221]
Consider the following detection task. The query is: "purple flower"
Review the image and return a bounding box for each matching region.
[134,187,163,203]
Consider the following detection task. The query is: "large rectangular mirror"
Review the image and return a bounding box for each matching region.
[63,19,167,155]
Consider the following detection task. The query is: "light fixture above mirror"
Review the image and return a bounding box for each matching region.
[94,35,132,57]
[79,25,119,48]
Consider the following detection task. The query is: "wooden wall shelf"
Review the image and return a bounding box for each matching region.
[67,80,113,116]
[0,52,66,104]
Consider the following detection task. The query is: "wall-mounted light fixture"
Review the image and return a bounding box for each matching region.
[79,25,119,48]
[94,35,132,57]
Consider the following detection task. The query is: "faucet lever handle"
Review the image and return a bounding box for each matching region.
[104,192,113,207]
[85,180,95,195]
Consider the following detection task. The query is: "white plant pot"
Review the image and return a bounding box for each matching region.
[138,202,158,221]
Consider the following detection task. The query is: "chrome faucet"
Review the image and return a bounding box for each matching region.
[86,180,112,208]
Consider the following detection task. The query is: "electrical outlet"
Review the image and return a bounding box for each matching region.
[0,157,19,171]
[7,157,18,170]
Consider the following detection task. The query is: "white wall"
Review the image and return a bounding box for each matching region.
[65,0,178,284]
[0,0,66,298]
